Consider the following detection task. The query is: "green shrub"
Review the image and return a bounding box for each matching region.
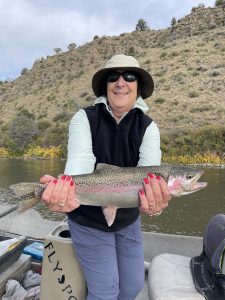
[160,52,167,59]
[5,111,38,154]
[154,68,167,77]
[161,125,225,156]
[53,112,72,122]
[211,70,220,77]
[188,90,199,98]
[80,92,88,98]
[38,119,52,130]
[154,97,165,104]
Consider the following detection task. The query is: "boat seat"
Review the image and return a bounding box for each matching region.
[148,253,205,300]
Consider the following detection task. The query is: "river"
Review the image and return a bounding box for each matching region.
[0,158,224,236]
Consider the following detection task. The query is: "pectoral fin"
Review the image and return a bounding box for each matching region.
[102,206,118,227]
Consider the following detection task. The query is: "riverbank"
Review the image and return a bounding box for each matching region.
[0,146,63,159]
[0,148,224,168]
[162,152,225,167]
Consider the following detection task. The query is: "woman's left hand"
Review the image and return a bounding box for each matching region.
[139,173,171,216]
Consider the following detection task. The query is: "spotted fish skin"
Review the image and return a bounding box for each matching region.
[9,164,207,225]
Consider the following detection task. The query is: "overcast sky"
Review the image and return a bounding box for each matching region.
[0,0,216,81]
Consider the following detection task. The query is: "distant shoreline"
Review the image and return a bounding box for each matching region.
[0,156,224,168]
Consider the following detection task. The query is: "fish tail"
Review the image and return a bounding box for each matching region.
[17,197,39,213]
[9,182,37,198]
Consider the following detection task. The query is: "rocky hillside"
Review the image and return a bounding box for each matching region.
[0,6,225,135]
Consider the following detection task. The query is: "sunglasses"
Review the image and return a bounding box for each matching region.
[107,71,137,83]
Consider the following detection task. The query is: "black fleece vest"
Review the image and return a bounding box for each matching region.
[67,103,152,231]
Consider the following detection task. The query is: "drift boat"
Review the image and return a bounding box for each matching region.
[39,219,204,300]
[0,204,204,299]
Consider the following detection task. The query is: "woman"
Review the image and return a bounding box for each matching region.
[41,54,171,300]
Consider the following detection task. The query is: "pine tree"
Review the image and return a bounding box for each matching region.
[215,0,225,7]
[171,17,177,28]
[135,19,149,31]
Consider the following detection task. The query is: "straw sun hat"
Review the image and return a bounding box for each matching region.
[92,54,154,99]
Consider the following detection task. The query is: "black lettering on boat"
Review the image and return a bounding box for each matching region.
[44,241,78,299]
[45,241,54,249]
[57,274,65,284]
[62,284,73,294]
[47,250,56,263]
[53,260,63,272]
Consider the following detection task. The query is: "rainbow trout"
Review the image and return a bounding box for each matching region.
[9,164,207,226]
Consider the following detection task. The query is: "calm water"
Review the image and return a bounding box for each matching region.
[0,158,225,236]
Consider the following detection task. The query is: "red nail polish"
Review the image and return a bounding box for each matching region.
[66,176,71,181]
[144,178,149,184]
[148,173,155,179]
[53,179,57,184]
[61,175,66,180]
[70,180,74,186]
[156,175,161,180]
[139,189,144,195]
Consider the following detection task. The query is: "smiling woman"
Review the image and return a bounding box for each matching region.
[40,54,171,300]
[106,70,138,117]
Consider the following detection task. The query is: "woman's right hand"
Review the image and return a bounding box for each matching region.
[40,174,80,212]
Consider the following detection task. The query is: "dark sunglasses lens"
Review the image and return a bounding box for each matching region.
[123,72,137,82]
[107,73,120,82]
[107,72,137,83]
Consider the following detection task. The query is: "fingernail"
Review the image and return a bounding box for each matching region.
[144,178,149,184]
[148,173,155,179]
[156,175,161,180]
[139,189,144,195]
[70,180,74,186]
[61,175,66,180]
[66,176,71,181]
[53,179,57,184]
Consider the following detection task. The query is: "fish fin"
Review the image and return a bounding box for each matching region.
[9,183,37,199]
[102,206,118,227]
[17,196,39,213]
[96,164,121,171]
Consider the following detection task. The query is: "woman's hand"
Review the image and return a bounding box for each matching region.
[40,174,80,212]
[139,173,171,216]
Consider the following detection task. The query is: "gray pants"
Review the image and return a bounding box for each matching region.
[68,217,144,300]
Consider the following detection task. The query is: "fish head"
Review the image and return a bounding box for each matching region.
[168,166,207,196]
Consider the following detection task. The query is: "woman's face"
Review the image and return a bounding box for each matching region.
[106,70,138,116]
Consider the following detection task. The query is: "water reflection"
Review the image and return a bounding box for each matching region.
[0,158,225,236]
[0,158,65,187]
[0,158,66,222]
[141,167,225,236]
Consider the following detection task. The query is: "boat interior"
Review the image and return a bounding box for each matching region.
[0,204,206,299]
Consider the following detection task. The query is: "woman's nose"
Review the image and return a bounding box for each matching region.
[115,75,125,86]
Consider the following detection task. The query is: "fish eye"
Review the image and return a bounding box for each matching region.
[186,174,193,179]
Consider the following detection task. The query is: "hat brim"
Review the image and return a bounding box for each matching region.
[92,67,154,99]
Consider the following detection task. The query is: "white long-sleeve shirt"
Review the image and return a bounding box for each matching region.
[64,96,161,175]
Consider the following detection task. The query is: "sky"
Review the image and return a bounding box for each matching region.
[0,0,216,81]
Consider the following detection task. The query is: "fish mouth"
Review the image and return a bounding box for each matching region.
[168,170,207,196]
[188,170,207,192]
